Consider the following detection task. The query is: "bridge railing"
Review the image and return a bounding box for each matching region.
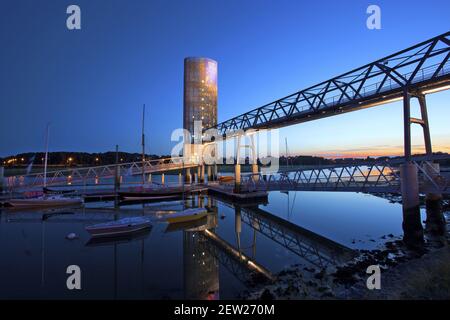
[4,156,198,191]
[240,155,450,194]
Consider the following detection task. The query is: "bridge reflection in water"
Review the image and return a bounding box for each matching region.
[0,192,447,299]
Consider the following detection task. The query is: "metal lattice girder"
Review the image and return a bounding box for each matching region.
[197,230,275,284]
[240,154,450,194]
[204,32,450,138]
[239,207,355,268]
[6,157,199,191]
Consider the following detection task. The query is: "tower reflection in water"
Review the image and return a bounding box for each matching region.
[183,196,220,300]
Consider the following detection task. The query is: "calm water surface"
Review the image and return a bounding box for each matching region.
[0,190,439,299]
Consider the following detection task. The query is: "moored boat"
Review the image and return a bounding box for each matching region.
[165,208,208,224]
[7,196,83,208]
[85,217,152,238]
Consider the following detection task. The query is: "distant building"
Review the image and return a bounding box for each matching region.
[183,57,218,145]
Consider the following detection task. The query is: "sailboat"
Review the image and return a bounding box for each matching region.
[7,124,83,208]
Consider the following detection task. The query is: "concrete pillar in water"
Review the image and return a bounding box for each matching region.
[234,163,241,193]
[235,206,242,252]
[400,163,420,210]
[250,134,259,182]
[402,206,424,249]
[200,165,205,183]
[207,166,212,183]
[185,168,191,184]
[400,164,423,248]
[213,164,218,181]
[197,166,201,183]
[0,166,4,194]
[425,198,446,237]
[178,172,182,185]
[400,90,420,210]
[424,162,442,203]
[161,173,165,185]
[148,173,152,183]
[252,163,259,182]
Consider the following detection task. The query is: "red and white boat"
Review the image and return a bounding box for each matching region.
[85,217,152,238]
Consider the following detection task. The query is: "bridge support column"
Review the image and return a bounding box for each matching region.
[417,94,432,155]
[250,134,259,182]
[161,173,165,185]
[425,197,446,237]
[197,166,201,183]
[185,168,191,184]
[252,163,259,182]
[416,93,442,206]
[213,164,218,181]
[234,164,241,193]
[207,165,213,183]
[0,166,4,194]
[402,205,424,249]
[178,172,182,185]
[424,162,442,203]
[235,207,242,252]
[200,165,205,183]
[148,173,152,183]
[400,163,420,210]
[401,89,420,210]
[403,90,412,160]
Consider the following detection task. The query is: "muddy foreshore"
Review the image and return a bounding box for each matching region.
[240,210,450,300]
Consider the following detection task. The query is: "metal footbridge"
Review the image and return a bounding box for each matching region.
[4,157,199,191]
[238,155,450,195]
[204,32,450,137]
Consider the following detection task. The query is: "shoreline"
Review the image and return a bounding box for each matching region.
[241,211,450,300]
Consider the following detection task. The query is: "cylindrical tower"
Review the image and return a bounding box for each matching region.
[183,57,218,143]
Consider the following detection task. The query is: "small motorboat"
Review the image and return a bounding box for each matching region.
[85,217,152,238]
[165,208,208,224]
[164,216,208,233]
[7,196,83,208]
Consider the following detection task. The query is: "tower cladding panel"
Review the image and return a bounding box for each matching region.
[183,57,218,144]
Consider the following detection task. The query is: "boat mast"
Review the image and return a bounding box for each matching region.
[141,104,146,187]
[43,123,50,188]
[285,137,289,168]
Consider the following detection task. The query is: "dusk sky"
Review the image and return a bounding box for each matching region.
[1,0,449,158]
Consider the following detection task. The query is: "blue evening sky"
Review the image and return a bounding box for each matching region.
[1,0,449,157]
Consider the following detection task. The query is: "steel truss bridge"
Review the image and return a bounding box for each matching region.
[216,197,355,269]
[204,32,450,137]
[4,157,199,191]
[238,155,450,194]
[239,206,355,268]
